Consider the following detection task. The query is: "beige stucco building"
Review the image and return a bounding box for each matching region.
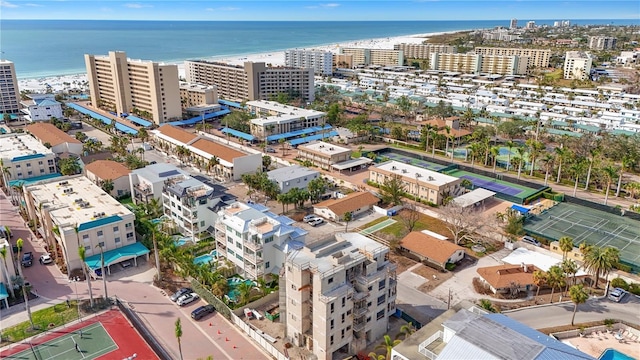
[84,51,182,125]
[393,43,456,59]
[429,53,526,75]
[339,48,404,66]
[296,141,351,170]
[179,82,218,108]
[0,60,20,115]
[247,100,326,140]
[474,47,551,69]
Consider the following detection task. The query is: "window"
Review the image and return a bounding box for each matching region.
[16,164,20,168]
[27,171,33,176]
[85,246,91,251]
[98,241,105,247]
[26,163,31,167]
[378,279,386,291]
[264,236,274,243]
[377,295,386,306]
[265,261,270,269]
[342,297,345,307]
[97,230,103,237]
[38,161,43,165]
[328,277,334,284]
[330,303,334,314]
[125,223,132,228]
[113,226,119,232]
[377,310,385,320]
[330,335,334,346]
[341,313,345,323]
[40,169,45,174]
[341,329,345,338]
[330,319,334,329]
[48,159,54,165]
[17,173,22,177]
[200,221,205,226]
[126,232,134,239]
[115,237,121,243]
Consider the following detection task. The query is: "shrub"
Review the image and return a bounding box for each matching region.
[614,262,632,273]
[472,277,493,295]
[610,277,629,291]
[445,263,456,271]
[629,283,640,296]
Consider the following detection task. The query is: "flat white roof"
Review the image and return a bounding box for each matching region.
[247,100,324,118]
[452,188,496,208]
[373,161,459,186]
[0,134,53,161]
[502,247,588,276]
[25,175,133,230]
[299,141,350,156]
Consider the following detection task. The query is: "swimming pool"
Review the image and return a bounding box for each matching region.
[193,250,218,265]
[599,349,635,360]
[173,238,190,247]
[226,278,257,302]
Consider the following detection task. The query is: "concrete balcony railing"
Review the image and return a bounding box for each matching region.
[418,330,444,360]
[244,240,263,252]
[353,321,366,332]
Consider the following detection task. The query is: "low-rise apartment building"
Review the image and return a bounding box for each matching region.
[184,61,315,102]
[85,160,131,198]
[284,232,397,360]
[20,94,63,122]
[267,165,320,193]
[26,123,83,155]
[339,48,404,67]
[429,53,526,75]
[588,36,617,50]
[23,175,140,272]
[369,161,462,205]
[162,174,219,239]
[313,191,379,222]
[0,60,20,115]
[285,50,334,75]
[393,43,456,59]
[0,133,57,182]
[85,51,182,125]
[297,141,351,170]
[214,202,307,280]
[247,100,326,140]
[129,163,190,205]
[564,51,593,80]
[474,47,551,69]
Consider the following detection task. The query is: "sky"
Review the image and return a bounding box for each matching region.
[1,0,639,21]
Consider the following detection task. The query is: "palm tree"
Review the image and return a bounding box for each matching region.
[207,156,220,177]
[491,146,500,173]
[540,153,555,186]
[546,265,565,304]
[175,318,184,360]
[96,244,108,301]
[561,259,579,295]
[555,147,569,183]
[582,245,619,289]
[101,179,114,195]
[615,155,635,198]
[515,147,526,179]
[569,160,586,197]
[375,334,401,360]
[584,147,600,190]
[625,182,640,201]
[558,236,574,260]
[395,322,416,340]
[343,211,353,232]
[77,246,95,308]
[569,284,589,326]
[527,139,545,177]
[601,164,619,205]
[16,238,34,328]
[0,247,15,298]
[505,140,515,171]
[236,281,255,306]
[149,225,162,282]
[533,270,546,299]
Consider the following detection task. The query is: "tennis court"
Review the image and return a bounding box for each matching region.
[524,202,640,269]
[378,151,446,171]
[446,169,538,199]
[454,146,532,169]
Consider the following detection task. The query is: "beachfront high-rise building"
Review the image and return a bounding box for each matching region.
[332,54,354,69]
[284,50,334,75]
[0,60,20,116]
[184,61,315,103]
[510,18,518,29]
[84,51,182,125]
[393,43,456,60]
[588,36,617,50]
[339,48,404,67]
[563,51,592,80]
[283,232,397,360]
[526,21,536,29]
[474,47,551,69]
[428,53,526,75]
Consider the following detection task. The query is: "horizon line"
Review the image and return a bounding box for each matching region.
[3,18,639,22]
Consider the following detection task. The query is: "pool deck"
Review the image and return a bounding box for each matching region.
[562,334,639,359]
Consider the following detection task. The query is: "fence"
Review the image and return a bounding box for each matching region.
[115,297,173,360]
[565,195,640,221]
[230,313,288,360]
[396,308,423,329]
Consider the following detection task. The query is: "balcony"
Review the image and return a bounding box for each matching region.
[214,223,226,233]
[353,306,367,318]
[244,253,264,265]
[418,330,444,360]
[353,320,366,332]
[244,240,263,252]
[245,265,264,279]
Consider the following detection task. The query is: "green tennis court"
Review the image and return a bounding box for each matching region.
[525,202,640,269]
[446,169,539,200]
[7,323,117,360]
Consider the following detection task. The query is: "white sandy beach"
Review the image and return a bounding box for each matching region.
[18,31,457,93]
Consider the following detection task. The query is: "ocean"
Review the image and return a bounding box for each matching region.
[0,19,635,79]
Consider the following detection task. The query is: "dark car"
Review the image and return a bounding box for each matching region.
[191,304,215,320]
[21,252,34,267]
[170,288,193,302]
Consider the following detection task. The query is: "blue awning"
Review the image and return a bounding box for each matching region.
[266,125,332,142]
[0,283,8,300]
[511,204,530,214]
[84,242,150,270]
[221,127,255,141]
[126,115,153,127]
[114,122,138,135]
[65,103,113,125]
[219,99,244,108]
[9,173,62,187]
[289,131,338,146]
[167,108,231,126]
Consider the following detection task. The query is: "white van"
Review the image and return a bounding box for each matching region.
[522,235,541,247]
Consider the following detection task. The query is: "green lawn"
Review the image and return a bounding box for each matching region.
[1,301,80,343]
[118,196,134,206]
[362,211,452,238]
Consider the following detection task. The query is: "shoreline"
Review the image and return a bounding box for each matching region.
[17,29,468,93]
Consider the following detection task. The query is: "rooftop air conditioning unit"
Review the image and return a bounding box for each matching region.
[391,166,396,170]
[428,176,435,181]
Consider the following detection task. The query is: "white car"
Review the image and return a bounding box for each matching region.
[307,218,324,227]
[176,292,200,306]
[608,288,627,303]
[303,215,318,222]
[39,253,53,265]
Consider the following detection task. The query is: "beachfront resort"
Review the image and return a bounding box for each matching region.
[1,19,640,360]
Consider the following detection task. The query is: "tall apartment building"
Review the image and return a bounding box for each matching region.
[474,47,551,69]
[179,82,218,108]
[0,60,20,115]
[284,232,397,360]
[184,61,315,102]
[214,202,307,280]
[588,36,617,50]
[285,50,334,75]
[339,48,404,67]
[526,21,536,29]
[429,53,481,73]
[393,43,456,60]
[0,133,57,182]
[563,51,592,80]
[333,54,354,69]
[510,18,518,29]
[480,55,527,75]
[23,175,142,273]
[84,51,182,125]
[247,100,326,139]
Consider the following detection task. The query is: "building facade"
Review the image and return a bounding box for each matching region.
[179,82,218,108]
[184,61,315,102]
[588,36,617,50]
[84,51,182,125]
[429,53,481,74]
[339,48,404,67]
[20,94,63,122]
[393,43,456,60]
[297,141,351,170]
[0,60,20,115]
[563,51,592,80]
[24,175,138,272]
[214,202,307,280]
[284,232,397,360]
[85,160,131,198]
[25,123,83,155]
[510,18,518,29]
[285,50,334,75]
[129,163,190,205]
[0,133,57,181]
[162,174,216,239]
[247,100,326,140]
[474,47,551,69]
[332,54,354,69]
[369,161,462,205]
[267,165,320,193]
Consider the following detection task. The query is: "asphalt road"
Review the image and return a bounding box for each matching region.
[396,277,448,325]
[505,295,640,329]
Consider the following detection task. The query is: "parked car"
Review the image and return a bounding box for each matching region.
[176,292,200,306]
[21,252,34,267]
[170,288,193,302]
[265,147,276,153]
[608,288,627,303]
[191,304,215,320]
[303,214,319,222]
[521,235,541,247]
[307,218,324,227]
[39,253,53,265]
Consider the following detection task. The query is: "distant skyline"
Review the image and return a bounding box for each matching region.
[1,0,639,21]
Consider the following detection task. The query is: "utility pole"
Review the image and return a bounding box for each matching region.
[447,288,452,310]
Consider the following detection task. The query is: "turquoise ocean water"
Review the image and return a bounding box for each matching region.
[0,19,635,78]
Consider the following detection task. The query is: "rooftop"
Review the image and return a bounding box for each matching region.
[24,175,133,231]
[314,191,379,217]
[298,141,350,156]
[476,263,539,290]
[373,161,460,186]
[247,100,324,118]
[85,160,131,180]
[156,125,198,145]
[0,133,53,161]
[130,163,189,184]
[502,248,588,276]
[400,231,464,264]
[189,138,246,164]
[26,123,81,147]
[267,165,319,183]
